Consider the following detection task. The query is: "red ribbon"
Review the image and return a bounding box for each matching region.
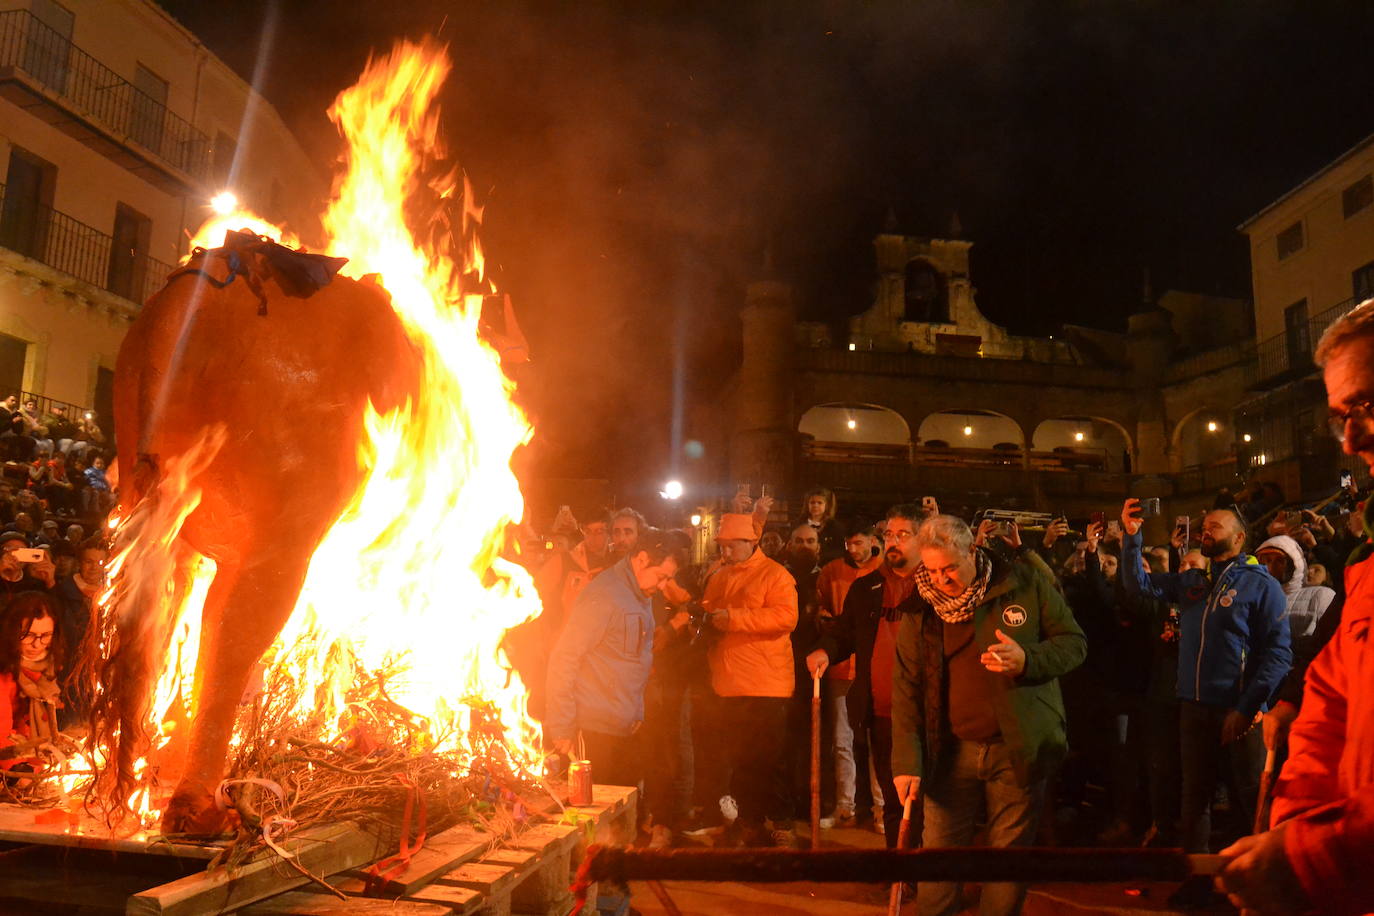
[365,776,428,894]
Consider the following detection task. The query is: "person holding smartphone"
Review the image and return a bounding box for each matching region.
[0,531,55,607]
[1118,498,1290,908]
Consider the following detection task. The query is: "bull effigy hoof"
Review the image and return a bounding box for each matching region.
[160,783,227,836]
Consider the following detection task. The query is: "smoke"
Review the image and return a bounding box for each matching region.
[155,0,1374,499]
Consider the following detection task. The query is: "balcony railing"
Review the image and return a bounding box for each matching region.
[1251,297,1359,389]
[0,181,173,307]
[795,347,1127,389]
[0,9,211,184]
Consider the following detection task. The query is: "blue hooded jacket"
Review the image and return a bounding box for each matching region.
[1121,529,1291,718]
[544,557,653,741]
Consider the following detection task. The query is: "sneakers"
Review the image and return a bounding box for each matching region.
[831,808,857,828]
[818,816,836,830]
[648,824,673,849]
[719,795,739,823]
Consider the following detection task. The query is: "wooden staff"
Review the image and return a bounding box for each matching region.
[810,669,822,849]
[573,845,1226,887]
[888,793,916,916]
[1254,747,1277,835]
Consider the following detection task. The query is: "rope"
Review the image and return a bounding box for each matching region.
[364,776,429,893]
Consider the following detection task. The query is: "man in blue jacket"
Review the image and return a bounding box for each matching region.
[1119,499,1290,900]
[545,527,690,792]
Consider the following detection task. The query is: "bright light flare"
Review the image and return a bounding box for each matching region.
[661,480,684,500]
[209,191,238,215]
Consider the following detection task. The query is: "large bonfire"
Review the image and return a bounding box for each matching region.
[33,41,549,843]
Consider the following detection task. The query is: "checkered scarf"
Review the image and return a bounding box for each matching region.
[914,547,992,623]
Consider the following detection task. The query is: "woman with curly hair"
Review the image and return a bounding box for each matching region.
[0,591,65,770]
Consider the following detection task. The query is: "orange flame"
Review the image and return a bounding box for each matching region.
[227,42,539,765]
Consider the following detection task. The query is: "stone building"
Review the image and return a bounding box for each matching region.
[1236,130,1374,501]
[0,0,323,425]
[727,228,1255,529]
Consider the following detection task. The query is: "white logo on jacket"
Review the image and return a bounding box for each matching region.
[1001,605,1028,627]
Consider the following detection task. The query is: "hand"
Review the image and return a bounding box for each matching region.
[1085,521,1103,553]
[974,519,995,547]
[1042,518,1069,548]
[1001,521,1022,549]
[1121,498,1142,536]
[551,738,574,757]
[1221,709,1258,745]
[753,495,775,516]
[921,496,940,517]
[1262,701,1299,751]
[805,648,829,678]
[709,607,730,631]
[731,493,752,513]
[668,609,691,631]
[31,553,55,588]
[980,629,1026,677]
[1215,822,1310,915]
[1170,522,1187,550]
[892,774,921,805]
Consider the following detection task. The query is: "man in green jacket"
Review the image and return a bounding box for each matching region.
[891,515,1086,916]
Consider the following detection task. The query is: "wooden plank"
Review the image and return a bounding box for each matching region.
[368,823,494,897]
[405,881,484,912]
[0,802,222,859]
[126,821,388,916]
[242,889,454,915]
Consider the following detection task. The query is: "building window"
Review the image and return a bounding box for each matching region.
[1276,221,1304,260]
[130,64,169,155]
[0,332,27,398]
[106,203,151,302]
[1355,260,1374,303]
[212,131,237,187]
[0,146,57,261]
[1284,299,1311,371]
[904,259,948,323]
[1344,175,1373,219]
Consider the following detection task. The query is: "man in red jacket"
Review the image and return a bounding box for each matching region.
[1217,299,1374,915]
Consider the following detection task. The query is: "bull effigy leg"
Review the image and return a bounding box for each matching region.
[161,550,313,835]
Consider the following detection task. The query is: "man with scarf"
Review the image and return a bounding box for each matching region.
[887,514,1086,916]
[806,503,938,845]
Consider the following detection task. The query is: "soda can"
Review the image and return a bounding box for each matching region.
[569,759,594,805]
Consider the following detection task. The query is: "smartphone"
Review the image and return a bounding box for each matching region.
[13,548,44,563]
[1175,515,1190,543]
[1341,470,1354,489]
[1090,511,1105,527]
[1138,497,1161,519]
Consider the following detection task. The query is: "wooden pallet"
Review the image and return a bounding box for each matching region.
[0,784,637,916]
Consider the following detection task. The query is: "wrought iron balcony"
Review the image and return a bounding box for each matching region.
[0,181,173,307]
[0,9,211,191]
[1250,297,1358,390]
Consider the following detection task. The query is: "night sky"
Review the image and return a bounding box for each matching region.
[157,0,1374,498]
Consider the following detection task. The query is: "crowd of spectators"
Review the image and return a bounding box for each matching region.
[524,467,1366,913]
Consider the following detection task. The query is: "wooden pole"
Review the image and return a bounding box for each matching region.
[810,671,822,850]
[887,794,915,916]
[1254,747,1277,835]
[574,846,1226,886]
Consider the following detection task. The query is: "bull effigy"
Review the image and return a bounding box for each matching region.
[37,39,547,852]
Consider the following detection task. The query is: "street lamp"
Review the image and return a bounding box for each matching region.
[963,425,973,437]
[689,513,702,527]
[660,479,684,500]
[1207,421,1218,433]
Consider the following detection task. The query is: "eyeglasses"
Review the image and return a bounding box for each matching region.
[1329,400,1374,442]
[881,529,914,542]
[21,631,53,645]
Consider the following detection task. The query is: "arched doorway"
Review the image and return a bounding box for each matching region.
[916,409,1025,466]
[1031,416,1133,472]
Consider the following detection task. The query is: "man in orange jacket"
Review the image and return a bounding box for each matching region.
[1217,299,1374,915]
[693,512,799,847]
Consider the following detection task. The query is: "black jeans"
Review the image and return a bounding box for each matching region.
[643,674,692,828]
[580,730,645,793]
[1145,697,1181,839]
[694,694,790,827]
[1178,700,1264,853]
